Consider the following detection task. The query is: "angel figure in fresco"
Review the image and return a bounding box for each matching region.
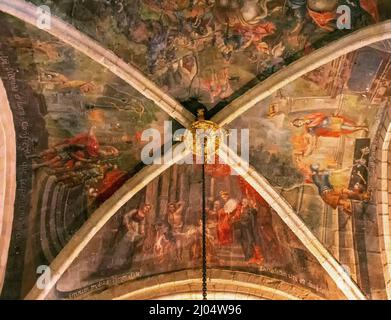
[30,128,120,170]
[310,164,370,216]
[96,204,152,277]
[291,113,368,156]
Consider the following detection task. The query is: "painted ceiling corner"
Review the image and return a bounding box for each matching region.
[0,0,391,302]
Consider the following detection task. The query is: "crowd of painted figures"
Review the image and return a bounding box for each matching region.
[96,186,287,276]
[25,0,379,208]
[146,0,379,104]
[61,0,380,106]
[22,0,380,276]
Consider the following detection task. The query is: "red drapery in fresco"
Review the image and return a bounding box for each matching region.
[204,159,269,207]
[233,21,276,43]
[307,8,336,31]
[360,0,380,22]
[205,162,232,178]
[96,169,128,203]
[237,176,269,207]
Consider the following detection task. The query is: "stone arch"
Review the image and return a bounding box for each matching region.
[79,270,327,300]
[376,106,391,298]
[0,79,16,294]
[1,0,390,300]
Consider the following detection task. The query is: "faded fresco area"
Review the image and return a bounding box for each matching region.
[0,14,170,298]
[54,164,343,300]
[229,44,391,298]
[28,0,390,109]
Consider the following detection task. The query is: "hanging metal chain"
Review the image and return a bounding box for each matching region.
[202,142,208,300]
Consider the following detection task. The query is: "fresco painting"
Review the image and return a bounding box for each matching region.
[0,14,171,298]
[28,0,390,109]
[1,0,391,301]
[231,46,389,221]
[1,14,172,206]
[228,45,391,297]
[55,164,343,300]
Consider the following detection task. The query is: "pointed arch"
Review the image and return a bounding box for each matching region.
[0,79,16,294]
[85,269,327,300]
[376,107,391,298]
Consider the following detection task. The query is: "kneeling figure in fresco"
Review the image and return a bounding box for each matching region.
[95,204,152,277]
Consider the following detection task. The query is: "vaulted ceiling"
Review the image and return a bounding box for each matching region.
[1,0,391,300]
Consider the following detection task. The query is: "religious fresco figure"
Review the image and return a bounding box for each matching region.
[235,198,264,264]
[165,201,192,261]
[217,191,240,246]
[349,159,369,195]
[28,127,124,207]
[217,207,233,246]
[185,216,217,263]
[206,200,220,241]
[291,113,368,156]
[92,168,129,203]
[153,220,180,265]
[96,204,152,277]
[167,201,186,234]
[257,205,286,266]
[30,128,120,170]
[310,164,370,215]
[286,0,379,34]
[212,0,272,26]
[306,0,338,32]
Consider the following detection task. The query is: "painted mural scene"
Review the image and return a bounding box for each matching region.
[55,164,342,299]
[28,0,389,110]
[1,0,391,302]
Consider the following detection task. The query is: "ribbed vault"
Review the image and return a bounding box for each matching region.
[0,0,391,301]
